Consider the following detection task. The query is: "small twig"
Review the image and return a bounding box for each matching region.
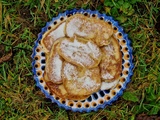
[66,110,71,120]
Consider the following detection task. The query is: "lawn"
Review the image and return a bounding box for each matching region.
[0,0,160,120]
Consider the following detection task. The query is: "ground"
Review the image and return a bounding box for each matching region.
[0,0,160,120]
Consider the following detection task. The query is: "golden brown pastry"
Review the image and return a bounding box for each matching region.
[57,36,102,68]
[65,14,113,46]
[41,22,66,53]
[43,40,63,84]
[46,81,68,99]
[46,81,90,100]
[62,62,101,97]
[100,36,122,82]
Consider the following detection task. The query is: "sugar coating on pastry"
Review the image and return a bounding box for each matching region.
[65,14,113,46]
[44,41,63,84]
[46,81,90,100]
[62,62,101,96]
[100,80,119,90]
[41,22,66,53]
[100,37,122,82]
[46,81,68,99]
[57,36,102,68]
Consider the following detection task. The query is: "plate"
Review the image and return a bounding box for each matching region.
[31,9,134,112]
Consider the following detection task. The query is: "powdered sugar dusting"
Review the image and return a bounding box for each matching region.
[42,22,66,52]
[50,52,62,82]
[59,37,101,67]
[66,16,104,39]
[102,72,114,79]
[66,17,91,37]
[100,80,119,90]
[63,62,78,80]
[49,22,65,40]
[65,14,113,46]
[100,38,122,81]
[104,44,114,57]
[80,70,98,89]
[87,41,101,58]
[63,62,99,90]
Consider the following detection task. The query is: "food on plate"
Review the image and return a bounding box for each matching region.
[41,22,66,53]
[62,62,101,97]
[43,40,63,84]
[41,13,122,100]
[100,37,122,82]
[46,81,90,100]
[57,36,102,68]
[65,14,113,46]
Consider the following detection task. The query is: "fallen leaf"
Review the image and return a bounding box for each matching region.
[0,50,12,64]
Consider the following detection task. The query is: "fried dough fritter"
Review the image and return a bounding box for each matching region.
[65,14,113,46]
[100,37,122,82]
[41,22,66,53]
[57,36,102,68]
[44,40,63,84]
[46,81,90,100]
[62,62,101,96]
[46,81,68,99]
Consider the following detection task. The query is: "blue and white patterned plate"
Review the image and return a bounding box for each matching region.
[31,9,134,112]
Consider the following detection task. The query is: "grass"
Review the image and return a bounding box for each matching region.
[0,0,160,119]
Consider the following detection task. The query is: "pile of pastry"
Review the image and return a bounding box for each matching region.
[41,14,122,100]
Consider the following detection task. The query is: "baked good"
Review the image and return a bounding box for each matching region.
[65,14,113,46]
[46,81,68,99]
[62,62,101,96]
[41,22,66,53]
[43,40,63,84]
[46,81,90,100]
[100,37,122,82]
[57,36,102,68]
